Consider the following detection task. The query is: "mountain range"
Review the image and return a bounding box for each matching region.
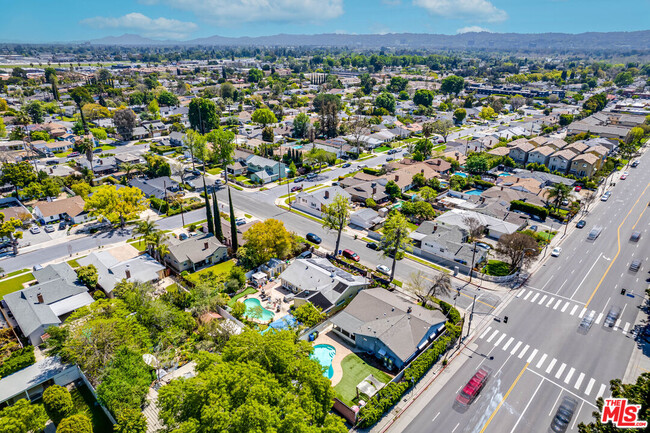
[86,31,650,51]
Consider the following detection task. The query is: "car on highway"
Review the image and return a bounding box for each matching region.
[620,171,629,180]
[342,163,351,168]
[455,367,491,407]
[376,264,391,275]
[576,220,586,228]
[29,226,41,234]
[630,259,641,272]
[306,233,322,244]
[588,226,602,240]
[550,396,578,432]
[342,249,360,262]
[631,160,639,168]
[630,231,641,242]
[601,191,611,201]
[291,185,303,192]
[551,247,562,257]
[366,241,379,250]
[578,310,596,334]
[603,306,622,328]
[44,224,55,233]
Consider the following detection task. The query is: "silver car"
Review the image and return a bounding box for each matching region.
[578,310,596,334]
[603,306,621,328]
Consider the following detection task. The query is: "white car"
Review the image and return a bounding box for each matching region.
[551,247,562,257]
[376,264,391,275]
[29,226,41,234]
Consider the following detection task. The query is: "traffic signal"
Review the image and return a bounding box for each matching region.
[503,316,509,324]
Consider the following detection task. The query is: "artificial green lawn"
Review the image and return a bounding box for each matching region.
[227,287,258,307]
[185,259,237,285]
[333,353,393,406]
[0,273,35,299]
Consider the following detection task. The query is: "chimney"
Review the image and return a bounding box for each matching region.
[421,169,424,174]
[437,159,441,166]
[395,175,399,182]
[433,224,438,232]
[501,186,504,191]
[407,306,412,314]
[37,293,44,304]
[125,269,131,279]
[204,242,209,250]
[324,190,329,199]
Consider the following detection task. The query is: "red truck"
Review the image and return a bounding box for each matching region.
[455,367,491,406]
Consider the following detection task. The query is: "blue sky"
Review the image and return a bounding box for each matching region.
[3,0,649,42]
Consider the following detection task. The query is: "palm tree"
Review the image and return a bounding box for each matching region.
[78,138,95,174]
[134,218,157,250]
[547,183,571,209]
[120,162,136,180]
[154,243,170,264]
[145,230,168,261]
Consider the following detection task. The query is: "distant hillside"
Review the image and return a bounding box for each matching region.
[86,31,650,51]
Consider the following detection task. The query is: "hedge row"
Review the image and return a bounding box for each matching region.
[150,197,205,215]
[357,304,462,428]
[473,179,494,189]
[510,200,548,221]
[0,346,35,378]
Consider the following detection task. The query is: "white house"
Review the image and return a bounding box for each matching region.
[32,196,88,224]
[350,208,384,229]
[292,186,351,218]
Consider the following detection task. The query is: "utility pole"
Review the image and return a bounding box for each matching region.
[469,241,477,283]
[466,295,476,339]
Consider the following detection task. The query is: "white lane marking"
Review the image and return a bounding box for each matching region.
[614,318,622,331]
[527,349,538,363]
[539,294,547,305]
[570,305,579,316]
[595,313,603,325]
[554,299,563,310]
[536,353,548,369]
[494,334,506,347]
[574,372,585,390]
[579,308,587,318]
[564,367,576,384]
[509,377,545,433]
[528,369,598,409]
[555,363,567,379]
[585,378,596,396]
[530,293,539,303]
[546,358,557,374]
[510,341,523,355]
[479,326,492,339]
[432,412,440,422]
[549,389,563,416]
[518,345,530,359]
[597,384,607,399]
[561,302,570,312]
[524,291,532,300]
[623,322,630,334]
[487,330,499,343]
[452,423,459,433]
[557,279,568,292]
[502,337,514,351]
[572,401,585,430]
[546,297,555,307]
[571,252,603,299]
[516,290,525,298]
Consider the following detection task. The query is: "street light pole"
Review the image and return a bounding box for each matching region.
[466,295,476,339]
[468,241,477,283]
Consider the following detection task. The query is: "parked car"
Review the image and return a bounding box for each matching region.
[342,249,360,262]
[67,152,80,158]
[551,247,562,257]
[601,191,611,202]
[576,220,586,229]
[455,367,491,407]
[93,148,103,153]
[376,264,391,275]
[366,242,379,250]
[44,225,55,233]
[620,171,628,180]
[179,233,188,240]
[58,221,67,230]
[574,185,582,192]
[550,397,578,432]
[476,242,492,250]
[529,225,538,232]
[291,185,303,192]
[298,250,312,259]
[385,156,394,162]
[29,226,41,234]
[342,163,351,168]
[306,173,317,180]
[631,231,641,242]
[306,233,322,244]
[294,177,305,183]
[631,160,640,168]
[235,217,246,226]
[32,265,43,271]
[45,160,58,166]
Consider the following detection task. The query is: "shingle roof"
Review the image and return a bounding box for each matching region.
[78,251,165,294]
[166,234,226,265]
[34,196,85,219]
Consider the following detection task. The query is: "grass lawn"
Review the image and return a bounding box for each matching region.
[0,268,30,279]
[186,259,237,284]
[0,273,35,299]
[54,150,72,158]
[537,230,556,241]
[207,167,223,175]
[69,385,113,433]
[405,253,450,274]
[66,256,86,268]
[375,145,391,153]
[483,260,511,276]
[235,175,249,182]
[98,144,116,151]
[227,287,257,307]
[127,237,148,252]
[334,353,393,406]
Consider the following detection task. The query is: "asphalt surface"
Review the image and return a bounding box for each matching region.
[396,149,650,433]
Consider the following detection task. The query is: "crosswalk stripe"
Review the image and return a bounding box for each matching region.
[511,341,523,355]
[536,353,547,369]
[527,349,538,363]
[570,305,578,316]
[555,363,567,379]
[597,384,607,399]
[479,327,492,339]
[623,322,630,334]
[578,309,586,318]
[553,300,563,310]
[561,302,570,312]
[502,337,514,351]
[546,358,557,374]
[585,378,596,396]
[516,290,525,298]
[518,345,530,359]
[546,297,555,307]
[564,368,575,384]
[487,330,499,343]
[530,293,539,303]
[494,334,506,347]
[539,295,547,305]
[574,373,585,389]
[595,313,603,325]
[524,292,532,300]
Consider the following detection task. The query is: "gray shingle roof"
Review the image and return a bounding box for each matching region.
[78,251,165,294]
[165,234,226,264]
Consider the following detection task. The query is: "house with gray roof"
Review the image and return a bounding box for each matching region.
[330,288,446,370]
[164,234,228,273]
[280,258,368,312]
[411,221,487,266]
[78,251,166,296]
[3,263,93,346]
[292,186,351,218]
[245,155,286,184]
[129,176,180,199]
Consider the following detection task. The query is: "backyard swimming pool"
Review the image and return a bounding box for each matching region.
[311,344,336,379]
[293,145,303,149]
[453,172,468,178]
[465,190,483,196]
[243,298,275,322]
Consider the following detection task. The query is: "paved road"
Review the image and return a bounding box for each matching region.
[396,150,650,433]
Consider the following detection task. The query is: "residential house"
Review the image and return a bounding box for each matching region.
[78,251,166,296]
[343,179,389,204]
[411,221,487,266]
[131,126,149,140]
[33,196,88,224]
[164,234,228,273]
[508,141,536,165]
[526,145,555,166]
[292,187,351,218]
[245,155,286,184]
[568,153,600,178]
[547,149,576,174]
[330,288,446,370]
[3,263,94,345]
[349,208,384,230]
[168,131,186,146]
[279,258,368,312]
[435,208,522,239]
[129,176,180,200]
[425,158,453,176]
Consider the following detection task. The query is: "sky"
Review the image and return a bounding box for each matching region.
[2,0,650,43]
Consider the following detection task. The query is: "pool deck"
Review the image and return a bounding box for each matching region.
[312,325,353,386]
[241,280,294,323]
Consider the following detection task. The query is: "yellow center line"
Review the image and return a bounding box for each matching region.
[479,363,529,433]
[584,182,650,308]
[423,277,496,309]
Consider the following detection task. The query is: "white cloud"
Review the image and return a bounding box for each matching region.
[81,13,198,39]
[457,26,492,34]
[158,0,343,25]
[413,0,507,23]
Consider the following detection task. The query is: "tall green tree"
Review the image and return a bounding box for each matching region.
[77,138,95,175]
[0,212,24,255]
[228,186,238,252]
[322,194,351,256]
[0,161,36,196]
[84,185,148,228]
[212,190,224,242]
[57,414,93,433]
[293,112,310,138]
[43,385,73,424]
[203,177,214,236]
[0,399,48,433]
[440,75,465,95]
[189,98,219,134]
[252,108,277,126]
[381,211,413,281]
[547,183,571,209]
[183,129,206,172]
[115,409,147,433]
[206,128,235,182]
[70,87,93,134]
